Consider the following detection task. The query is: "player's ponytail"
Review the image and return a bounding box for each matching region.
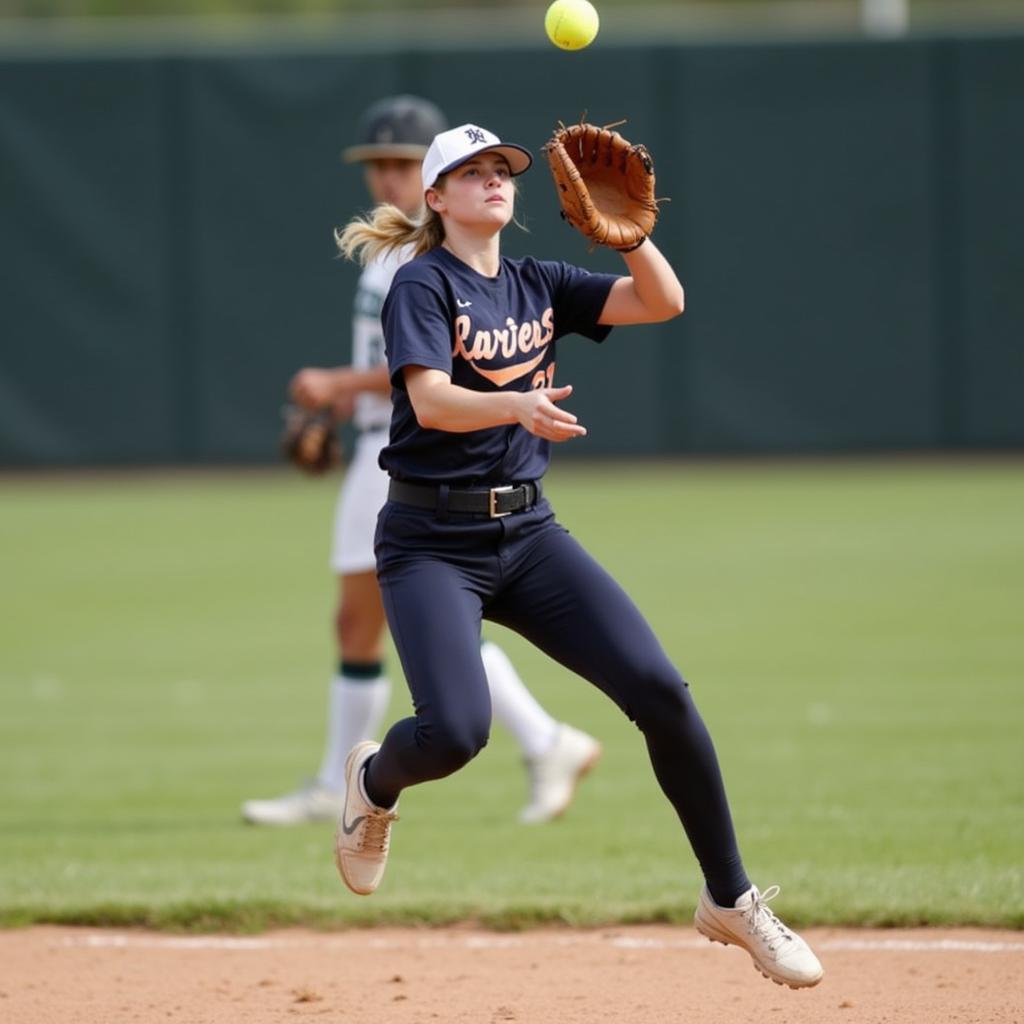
[335,203,444,266]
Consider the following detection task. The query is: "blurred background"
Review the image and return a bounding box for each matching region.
[2,1,1022,933]
[1,0,1022,465]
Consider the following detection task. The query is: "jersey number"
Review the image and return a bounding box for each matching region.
[530,364,556,390]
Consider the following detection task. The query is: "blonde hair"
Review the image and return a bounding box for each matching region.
[335,202,445,266]
[335,172,526,265]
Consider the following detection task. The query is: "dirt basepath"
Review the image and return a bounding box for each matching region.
[2,925,1022,1023]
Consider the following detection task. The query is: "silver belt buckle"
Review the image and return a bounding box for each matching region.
[488,485,515,518]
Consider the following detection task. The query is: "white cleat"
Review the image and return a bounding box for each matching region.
[241,780,344,826]
[694,884,824,989]
[519,724,602,825]
[334,741,398,896]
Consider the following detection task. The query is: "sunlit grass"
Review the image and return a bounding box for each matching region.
[1,459,1021,930]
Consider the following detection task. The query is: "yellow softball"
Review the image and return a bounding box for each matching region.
[545,0,600,51]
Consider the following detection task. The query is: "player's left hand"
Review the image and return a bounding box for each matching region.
[516,385,587,442]
[543,119,659,251]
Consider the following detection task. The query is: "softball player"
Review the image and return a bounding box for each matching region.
[242,97,600,829]
[331,122,823,990]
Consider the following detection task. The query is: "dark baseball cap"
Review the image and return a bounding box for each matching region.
[342,95,449,164]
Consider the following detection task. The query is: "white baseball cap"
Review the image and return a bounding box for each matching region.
[421,124,533,191]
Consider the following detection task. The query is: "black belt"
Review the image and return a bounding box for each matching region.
[388,479,541,518]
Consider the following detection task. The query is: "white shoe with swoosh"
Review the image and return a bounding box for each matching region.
[334,741,398,896]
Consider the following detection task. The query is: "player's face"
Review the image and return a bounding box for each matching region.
[429,153,515,231]
[363,158,425,217]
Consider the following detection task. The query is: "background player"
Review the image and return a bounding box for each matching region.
[331,120,823,990]
[242,96,600,828]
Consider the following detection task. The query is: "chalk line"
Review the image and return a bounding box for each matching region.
[58,932,1024,954]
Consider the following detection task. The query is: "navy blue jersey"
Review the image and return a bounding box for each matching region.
[380,246,618,485]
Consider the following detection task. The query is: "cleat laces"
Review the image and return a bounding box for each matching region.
[359,809,398,853]
[743,885,795,958]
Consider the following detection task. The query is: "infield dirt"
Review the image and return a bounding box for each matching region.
[2,925,1022,1023]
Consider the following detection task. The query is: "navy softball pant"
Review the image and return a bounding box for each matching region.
[366,495,750,906]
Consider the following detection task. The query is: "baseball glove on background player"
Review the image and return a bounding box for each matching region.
[543,120,659,251]
[279,404,342,475]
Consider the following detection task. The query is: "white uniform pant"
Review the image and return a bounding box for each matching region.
[329,428,391,575]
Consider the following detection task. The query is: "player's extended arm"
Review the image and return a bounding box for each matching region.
[290,366,391,411]
[404,367,586,442]
[598,239,685,326]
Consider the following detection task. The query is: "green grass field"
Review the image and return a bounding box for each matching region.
[1,459,1022,932]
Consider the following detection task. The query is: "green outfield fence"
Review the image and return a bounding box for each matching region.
[1,30,1022,464]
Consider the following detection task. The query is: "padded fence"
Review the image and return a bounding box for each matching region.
[1,32,1021,464]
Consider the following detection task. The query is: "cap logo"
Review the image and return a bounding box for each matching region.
[420,123,532,191]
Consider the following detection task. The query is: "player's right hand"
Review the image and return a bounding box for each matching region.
[290,367,343,410]
[517,385,587,442]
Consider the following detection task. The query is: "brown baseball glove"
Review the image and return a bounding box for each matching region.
[543,120,659,251]
[279,404,342,475]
